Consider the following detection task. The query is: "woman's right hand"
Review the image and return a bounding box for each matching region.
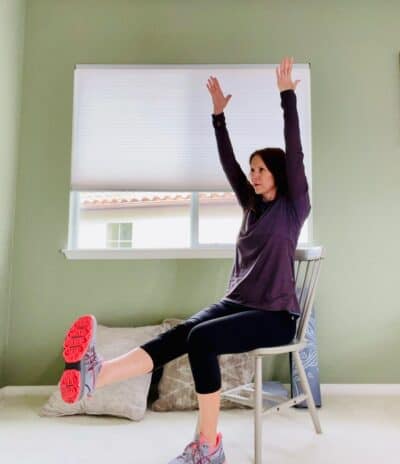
[206,76,232,115]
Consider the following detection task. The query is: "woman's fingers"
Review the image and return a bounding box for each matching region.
[278,56,295,81]
[287,57,293,75]
[214,77,223,92]
[279,56,293,78]
[278,60,285,81]
[207,77,217,91]
[275,66,280,81]
[207,78,217,96]
[207,76,225,97]
[282,57,289,77]
[206,76,232,113]
[276,57,299,91]
[286,56,294,76]
[285,57,291,74]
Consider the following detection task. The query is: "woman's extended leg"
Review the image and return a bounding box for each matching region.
[60,301,236,403]
[96,347,154,388]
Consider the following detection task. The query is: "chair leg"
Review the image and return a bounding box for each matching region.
[254,355,263,464]
[293,350,322,434]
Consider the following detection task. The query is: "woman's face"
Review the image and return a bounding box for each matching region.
[249,154,276,199]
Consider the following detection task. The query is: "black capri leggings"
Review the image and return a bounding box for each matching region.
[140,299,298,394]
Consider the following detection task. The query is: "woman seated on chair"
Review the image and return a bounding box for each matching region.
[58,56,310,464]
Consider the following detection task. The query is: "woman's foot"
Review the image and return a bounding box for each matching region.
[59,314,103,403]
[167,432,226,463]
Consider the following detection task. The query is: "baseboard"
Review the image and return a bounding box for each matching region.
[320,384,400,395]
[1,384,400,398]
[0,385,56,397]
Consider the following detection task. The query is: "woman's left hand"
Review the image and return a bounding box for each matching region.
[276,57,301,92]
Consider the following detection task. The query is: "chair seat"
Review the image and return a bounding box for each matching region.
[249,339,306,355]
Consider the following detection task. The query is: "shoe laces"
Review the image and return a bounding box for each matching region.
[85,347,103,384]
[85,346,98,366]
[82,348,102,398]
[188,442,213,464]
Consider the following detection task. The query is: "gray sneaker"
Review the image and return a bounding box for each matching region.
[167,432,226,464]
[59,314,103,403]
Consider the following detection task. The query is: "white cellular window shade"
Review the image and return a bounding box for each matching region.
[70,64,311,192]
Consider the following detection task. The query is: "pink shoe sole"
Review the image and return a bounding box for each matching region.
[59,315,95,404]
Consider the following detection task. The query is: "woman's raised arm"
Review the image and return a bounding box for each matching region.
[276,57,311,222]
[207,76,254,210]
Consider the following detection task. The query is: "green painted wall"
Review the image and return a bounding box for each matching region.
[0,0,25,387]
[5,0,400,385]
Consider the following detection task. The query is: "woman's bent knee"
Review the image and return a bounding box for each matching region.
[187,325,214,353]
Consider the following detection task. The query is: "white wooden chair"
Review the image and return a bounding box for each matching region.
[220,245,325,464]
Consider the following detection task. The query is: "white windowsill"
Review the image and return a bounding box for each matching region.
[61,247,235,260]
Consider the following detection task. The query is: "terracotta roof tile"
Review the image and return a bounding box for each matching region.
[80,192,236,210]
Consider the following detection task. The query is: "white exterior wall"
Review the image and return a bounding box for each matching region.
[78,203,242,248]
[78,202,307,249]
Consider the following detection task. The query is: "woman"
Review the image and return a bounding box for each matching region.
[59,56,310,464]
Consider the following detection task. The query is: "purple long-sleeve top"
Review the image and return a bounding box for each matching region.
[212,89,311,316]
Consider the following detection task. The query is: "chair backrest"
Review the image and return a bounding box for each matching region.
[294,246,325,344]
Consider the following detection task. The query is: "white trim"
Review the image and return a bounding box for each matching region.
[61,241,314,260]
[0,385,56,398]
[68,192,80,249]
[282,384,400,395]
[2,384,400,397]
[190,192,199,247]
[320,384,400,395]
[61,247,235,260]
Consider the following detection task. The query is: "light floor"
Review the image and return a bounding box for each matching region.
[0,385,399,464]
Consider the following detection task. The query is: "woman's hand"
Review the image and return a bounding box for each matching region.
[206,76,232,115]
[276,57,301,92]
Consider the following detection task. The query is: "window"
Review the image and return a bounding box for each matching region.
[67,190,309,256]
[70,191,243,251]
[106,223,133,248]
[65,64,312,259]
